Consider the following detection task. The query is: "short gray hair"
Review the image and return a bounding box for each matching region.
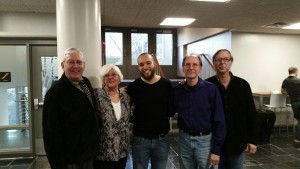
[99,64,123,85]
[62,48,84,62]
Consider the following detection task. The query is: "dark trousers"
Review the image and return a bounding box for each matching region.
[66,159,93,169]
[93,156,127,169]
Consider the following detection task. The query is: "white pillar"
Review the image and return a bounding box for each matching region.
[56,0,102,88]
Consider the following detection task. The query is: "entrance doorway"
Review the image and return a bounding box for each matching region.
[31,45,57,155]
[0,43,57,157]
[0,45,32,157]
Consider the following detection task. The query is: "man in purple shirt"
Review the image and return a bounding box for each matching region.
[169,54,226,169]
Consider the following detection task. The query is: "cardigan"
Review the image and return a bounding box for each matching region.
[94,88,131,161]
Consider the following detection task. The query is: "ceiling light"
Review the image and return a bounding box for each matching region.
[188,0,230,2]
[160,18,195,26]
[283,22,300,29]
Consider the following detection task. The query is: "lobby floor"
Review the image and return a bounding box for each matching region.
[0,131,300,169]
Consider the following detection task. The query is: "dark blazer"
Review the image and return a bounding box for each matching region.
[42,73,99,169]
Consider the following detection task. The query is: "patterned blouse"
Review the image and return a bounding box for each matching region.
[94,88,131,161]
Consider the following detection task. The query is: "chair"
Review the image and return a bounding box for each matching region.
[264,93,286,108]
[263,93,289,137]
[286,103,297,135]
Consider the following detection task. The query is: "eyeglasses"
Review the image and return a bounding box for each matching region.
[184,63,200,68]
[214,57,232,63]
[65,60,85,66]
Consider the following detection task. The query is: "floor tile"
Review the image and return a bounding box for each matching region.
[1,130,299,169]
[0,159,12,167]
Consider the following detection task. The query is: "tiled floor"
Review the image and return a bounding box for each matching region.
[1,131,300,169]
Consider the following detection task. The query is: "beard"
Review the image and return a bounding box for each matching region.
[140,69,155,80]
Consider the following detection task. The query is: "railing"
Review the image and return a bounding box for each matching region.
[199,53,216,80]
[152,54,165,78]
[200,53,215,71]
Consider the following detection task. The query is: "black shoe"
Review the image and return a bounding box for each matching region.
[293,139,300,146]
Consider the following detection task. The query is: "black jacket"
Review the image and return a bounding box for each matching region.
[206,72,258,155]
[42,73,99,169]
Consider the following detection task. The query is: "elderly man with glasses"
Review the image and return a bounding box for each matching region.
[43,48,99,169]
[206,49,258,169]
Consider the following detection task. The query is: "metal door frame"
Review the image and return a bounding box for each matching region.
[0,39,56,158]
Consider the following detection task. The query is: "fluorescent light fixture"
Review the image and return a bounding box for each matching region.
[283,22,300,29]
[160,18,195,26]
[189,0,230,2]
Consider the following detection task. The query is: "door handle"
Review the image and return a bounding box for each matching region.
[34,98,44,110]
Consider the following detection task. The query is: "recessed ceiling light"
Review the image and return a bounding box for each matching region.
[160,18,196,26]
[188,0,230,2]
[283,22,300,29]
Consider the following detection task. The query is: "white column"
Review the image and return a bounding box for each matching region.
[56,0,102,88]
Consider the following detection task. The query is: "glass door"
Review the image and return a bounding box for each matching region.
[0,45,32,156]
[102,27,177,79]
[31,45,57,155]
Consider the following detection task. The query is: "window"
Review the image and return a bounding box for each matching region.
[131,33,148,65]
[105,32,123,65]
[102,27,177,79]
[156,33,173,65]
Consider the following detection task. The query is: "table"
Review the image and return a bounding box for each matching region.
[252,92,271,109]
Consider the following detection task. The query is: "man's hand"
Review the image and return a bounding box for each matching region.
[209,153,220,166]
[245,143,257,154]
[281,88,287,94]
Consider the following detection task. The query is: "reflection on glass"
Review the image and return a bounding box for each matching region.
[0,46,28,126]
[131,33,148,65]
[0,129,30,151]
[156,34,173,65]
[41,56,58,99]
[7,87,29,125]
[0,45,30,152]
[105,32,123,65]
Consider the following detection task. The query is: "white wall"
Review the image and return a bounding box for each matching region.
[175,31,231,77]
[187,31,231,57]
[0,12,56,37]
[177,28,227,47]
[179,30,300,92]
[231,32,300,92]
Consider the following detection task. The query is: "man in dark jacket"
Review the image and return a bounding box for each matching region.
[42,48,99,169]
[206,49,258,169]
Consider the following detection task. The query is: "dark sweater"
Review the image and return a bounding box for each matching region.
[127,77,172,138]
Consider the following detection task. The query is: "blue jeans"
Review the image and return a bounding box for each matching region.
[132,134,170,169]
[178,130,212,169]
[218,151,245,169]
[292,102,300,140]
